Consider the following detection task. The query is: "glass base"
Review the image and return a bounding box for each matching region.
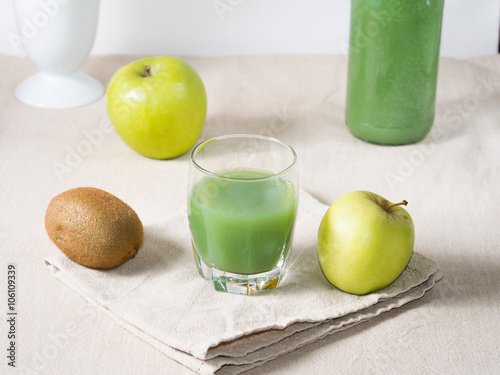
[193,243,287,295]
[15,71,104,109]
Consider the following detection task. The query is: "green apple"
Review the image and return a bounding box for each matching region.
[106,57,207,159]
[317,191,414,295]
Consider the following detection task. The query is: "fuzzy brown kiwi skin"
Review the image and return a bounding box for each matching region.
[45,187,144,269]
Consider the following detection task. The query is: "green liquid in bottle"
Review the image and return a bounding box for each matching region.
[346,0,444,145]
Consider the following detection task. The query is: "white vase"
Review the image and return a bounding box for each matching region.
[13,0,104,109]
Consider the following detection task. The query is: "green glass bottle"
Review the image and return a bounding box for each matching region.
[345,0,444,145]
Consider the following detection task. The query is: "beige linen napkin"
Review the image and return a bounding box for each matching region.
[44,190,441,375]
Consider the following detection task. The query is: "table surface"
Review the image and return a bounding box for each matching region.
[1,53,499,374]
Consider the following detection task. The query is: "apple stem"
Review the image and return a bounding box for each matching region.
[387,200,408,210]
[144,66,152,77]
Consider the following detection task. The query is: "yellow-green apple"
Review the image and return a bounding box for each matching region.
[106,57,207,159]
[317,191,414,295]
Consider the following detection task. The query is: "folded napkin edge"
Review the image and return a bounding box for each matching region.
[201,251,441,359]
[43,249,442,363]
[200,269,443,375]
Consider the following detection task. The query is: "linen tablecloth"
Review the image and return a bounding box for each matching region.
[0,53,499,374]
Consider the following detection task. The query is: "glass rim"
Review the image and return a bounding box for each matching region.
[190,134,297,181]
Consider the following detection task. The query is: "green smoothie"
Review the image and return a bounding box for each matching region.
[345,0,444,145]
[188,169,297,275]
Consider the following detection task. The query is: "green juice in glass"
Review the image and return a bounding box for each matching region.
[188,169,297,275]
[345,0,444,145]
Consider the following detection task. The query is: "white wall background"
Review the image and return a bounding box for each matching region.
[0,0,498,59]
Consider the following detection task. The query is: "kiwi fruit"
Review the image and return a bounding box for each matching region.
[45,187,144,269]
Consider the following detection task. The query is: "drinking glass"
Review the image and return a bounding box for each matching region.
[13,0,103,108]
[188,134,298,295]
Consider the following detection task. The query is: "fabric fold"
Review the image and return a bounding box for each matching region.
[45,189,441,374]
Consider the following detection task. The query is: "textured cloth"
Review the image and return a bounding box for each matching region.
[45,190,440,375]
[1,54,499,374]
